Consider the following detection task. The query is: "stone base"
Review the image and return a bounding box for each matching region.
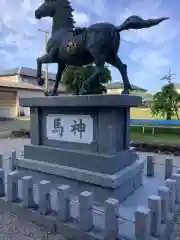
[24,144,137,175]
[16,158,144,203]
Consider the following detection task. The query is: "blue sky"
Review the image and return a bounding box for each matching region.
[0,0,179,92]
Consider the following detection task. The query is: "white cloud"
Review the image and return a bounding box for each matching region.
[73,12,90,26]
[128,45,172,92]
[0,18,2,33]
[130,46,170,69]
[0,50,15,70]
[0,0,43,35]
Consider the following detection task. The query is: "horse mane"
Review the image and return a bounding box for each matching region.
[56,0,75,29]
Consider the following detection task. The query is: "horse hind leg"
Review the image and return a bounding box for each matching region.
[107,56,132,94]
[79,55,106,95]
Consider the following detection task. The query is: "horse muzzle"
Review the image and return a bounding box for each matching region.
[35,10,42,19]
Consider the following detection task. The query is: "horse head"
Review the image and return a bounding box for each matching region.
[35,0,75,31]
[35,0,58,19]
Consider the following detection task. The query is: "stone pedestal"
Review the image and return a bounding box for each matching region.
[17,94,144,203]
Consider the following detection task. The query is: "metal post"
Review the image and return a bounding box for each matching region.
[38,29,50,92]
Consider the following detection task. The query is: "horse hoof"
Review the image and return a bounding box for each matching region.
[37,77,44,86]
[79,90,87,95]
[44,91,49,96]
[121,90,129,95]
[44,90,57,96]
[79,87,88,95]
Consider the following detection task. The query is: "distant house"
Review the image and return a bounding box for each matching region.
[0,66,67,118]
[173,83,180,94]
[104,81,147,94]
[104,81,154,105]
[0,66,66,91]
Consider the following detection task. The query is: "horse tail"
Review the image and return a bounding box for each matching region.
[116,15,168,32]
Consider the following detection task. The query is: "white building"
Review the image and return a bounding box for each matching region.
[0,66,67,118]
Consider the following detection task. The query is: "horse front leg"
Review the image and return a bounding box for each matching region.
[36,57,44,86]
[45,62,66,96]
[36,49,57,86]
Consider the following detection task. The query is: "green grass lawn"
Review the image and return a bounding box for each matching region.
[130,107,180,120]
[130,107,180,145]
[130,131,180,145]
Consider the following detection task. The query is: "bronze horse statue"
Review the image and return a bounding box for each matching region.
[35,0,168,96]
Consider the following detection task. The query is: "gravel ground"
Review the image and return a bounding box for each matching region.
[0,138,180,239]
[0,212,66,240]
[172,215,180,240]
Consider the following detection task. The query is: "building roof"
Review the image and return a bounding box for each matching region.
[0,66,56,81]
[173,82,180,88]
[0,80,44,91]
[142,98,153,102]
[105,81,147,92]
[0,80,67,93]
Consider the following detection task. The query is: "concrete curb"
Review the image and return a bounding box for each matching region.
[0,131,12,139]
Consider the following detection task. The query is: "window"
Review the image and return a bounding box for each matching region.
[22,77,35,84]
[23,77,30,83]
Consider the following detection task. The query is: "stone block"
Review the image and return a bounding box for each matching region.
[0,154,3,168]
[146,156,154,177]
[37,180,51,215]
[165,158,172,180]
[148,195,161,237]
[135,206,151,240]
[21,175,35,208]
[158,186,170,224]
[165,178,176,213]
[79,191,93,231]
[0,168,5,197]
[104,198,119,240]
[57,184,71,222]
[171,173,180,204]
[9,150,17,171]
[7,171,19,202]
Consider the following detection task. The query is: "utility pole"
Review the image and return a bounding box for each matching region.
[160,69,176,84]
[38,29,50,91]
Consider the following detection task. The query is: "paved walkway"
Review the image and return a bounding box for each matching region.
[0,138,29,157]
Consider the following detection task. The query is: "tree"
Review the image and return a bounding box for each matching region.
[151,71,180,120]
[62,64,112,94]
